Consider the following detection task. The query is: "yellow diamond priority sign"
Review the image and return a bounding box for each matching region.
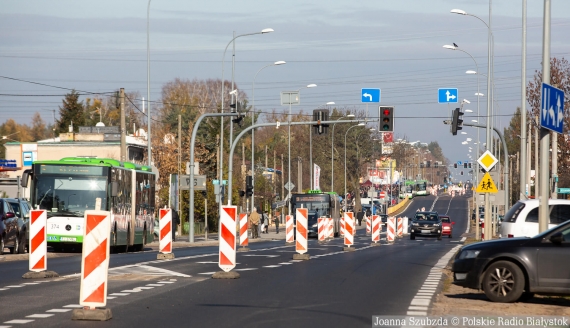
[476,172,498,193]
[477,150,498,172]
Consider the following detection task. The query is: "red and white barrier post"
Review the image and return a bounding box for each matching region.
[29,209,47,272]
[387,217,395,243]
[285,215,294,243]
[293,208,310,260]
[157,208,174,259]
[327,217,333,239]
[213,206,239,279]
[366,215,371,234]
[371,215,380,246]
[343,212,355,251]
[238,213,249,252]
[72,210,112,321]
[318,218,326,243]
[23,210,59,279]
[397,217,403,238]
[340,215,345,236]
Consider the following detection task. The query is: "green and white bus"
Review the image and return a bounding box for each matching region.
[399,180,416,199]
[415,180,428,196]
[22,157,155,252]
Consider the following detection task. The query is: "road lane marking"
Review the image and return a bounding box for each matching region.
[4,319,35,324]
[26,314,54,318]
[109,293,130,296]
[63,305,83,308]
[234,268,258,271]
[263,265,281,268]
[146,284,164,287]
[46,309,72,313]
[198,272,216,275]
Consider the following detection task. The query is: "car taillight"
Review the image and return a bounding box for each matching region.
[508,234,514,238]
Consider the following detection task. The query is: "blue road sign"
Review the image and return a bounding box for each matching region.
[438,88,458,103]
[361,88,380,103]
[457,161,462,165]
[541,82,565,134]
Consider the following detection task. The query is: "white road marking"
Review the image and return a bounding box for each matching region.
[137,287,154,290]
[146,284,164,287]
[242,255,279,258]
[26,314,53,318]
[198,272,216,275]
[234,268,258,271]
[408,306,428,311]
[157,281,175,284]
[263,265,281,268]
[109,293,130,296]
[46,309,72,313]
[407,311,427,316]
[63,304,83,308]
[4,319,34,324]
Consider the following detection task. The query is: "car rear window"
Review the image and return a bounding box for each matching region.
[504,202,526,223]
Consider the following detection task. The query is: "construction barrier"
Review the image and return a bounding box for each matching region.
[286,215,294,243]
[79,211,111,308]
[387,216,395,243]
[318,218,325,242]
[29,210,47,272]
[402,216,409,235]
[371,215,380,243]
[344,212,354,247]
[366,215,371,234]
[386,197,409,216]
[239,213,248,247]
[295,208,308,254]
[159,208,172,254]
[340,215,345,236]
[219,206,237,272]
[327,217,333,239]
[397,217,403,238]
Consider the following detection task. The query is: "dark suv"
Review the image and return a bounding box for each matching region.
[0,198,31,254]
[410,211,442,240]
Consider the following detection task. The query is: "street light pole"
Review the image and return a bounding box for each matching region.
[251,61,286,211]
[344,123,365,211]
[147,0,152,166]
[310,102,334,190]
[219,28,273,214]
[331,114,355,193]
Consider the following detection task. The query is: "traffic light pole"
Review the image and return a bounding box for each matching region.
[226,119,363,204]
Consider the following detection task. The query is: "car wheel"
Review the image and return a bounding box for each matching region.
[0,235,5,255]
[482,261,524,303]
[17,233,26,254]
[124,227,130,253]
[410,233,415,240]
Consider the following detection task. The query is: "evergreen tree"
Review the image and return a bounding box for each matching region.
[56,90,85,133]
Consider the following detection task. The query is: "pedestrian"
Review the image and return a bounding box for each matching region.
[273,214,280,234]
[260,212,265,234]
[250,207,260,239]
[264,211,269,234]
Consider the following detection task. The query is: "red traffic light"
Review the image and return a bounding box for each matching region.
[383,109,391,116]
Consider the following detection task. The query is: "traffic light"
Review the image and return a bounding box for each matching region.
[312,109,330,134]
[379,106,394,132]
[454,163,457,168]
[464,163,468,168]
[246,175,253,197]
[239,190,245,197]
[461,171,464,175]
[468,163,472,169]
[451,108,464,135]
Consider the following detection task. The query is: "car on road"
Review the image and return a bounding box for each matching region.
[439,215,455,238]
[452,219,570,303]
[0,198,31,254]
[500,199,570,238]
[410,211,442,240]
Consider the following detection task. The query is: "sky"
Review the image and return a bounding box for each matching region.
[1,0,570,164]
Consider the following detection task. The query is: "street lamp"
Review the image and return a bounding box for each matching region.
[331,114,355,193]
[147,0,152,166]
[344,123,365,210]
[251,60,286,211]
[219,28,273,213]
[287,84,316,215]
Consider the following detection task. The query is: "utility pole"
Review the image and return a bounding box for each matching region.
[177,115,181,236]
[281,154,284,202]
[539,0,551,232]
[297,157,302,193]
[120,88,126,162]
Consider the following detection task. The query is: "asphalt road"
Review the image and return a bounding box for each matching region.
[0,193,469,328]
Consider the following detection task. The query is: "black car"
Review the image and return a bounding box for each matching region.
[452,219,570,303]
[0,198,31,254]
[410,211,442,240]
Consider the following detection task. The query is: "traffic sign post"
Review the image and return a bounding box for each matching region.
[438,88,458,103]
[180,174,206,191]
[361,88,380,103]
[540,83,565,134]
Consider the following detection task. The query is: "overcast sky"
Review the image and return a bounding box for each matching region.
[1,0,569,164]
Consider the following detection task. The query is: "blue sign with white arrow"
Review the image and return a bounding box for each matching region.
[361,88,380,103]
[438,88,458,103]
[541,82,565,134]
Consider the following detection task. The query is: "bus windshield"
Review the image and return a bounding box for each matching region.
[34,175,108,217]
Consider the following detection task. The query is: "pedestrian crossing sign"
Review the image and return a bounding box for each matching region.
[476,172,498,193]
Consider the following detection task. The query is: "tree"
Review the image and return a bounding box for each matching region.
[30,112,52,141]
[56,90,84,133]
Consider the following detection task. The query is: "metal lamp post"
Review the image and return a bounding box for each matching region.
[331,114,355,193]
[344,123,365,210]
[219,28,273,214]
[310,102,335,190]
[251,60,286,211]
[146,0,152,166]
